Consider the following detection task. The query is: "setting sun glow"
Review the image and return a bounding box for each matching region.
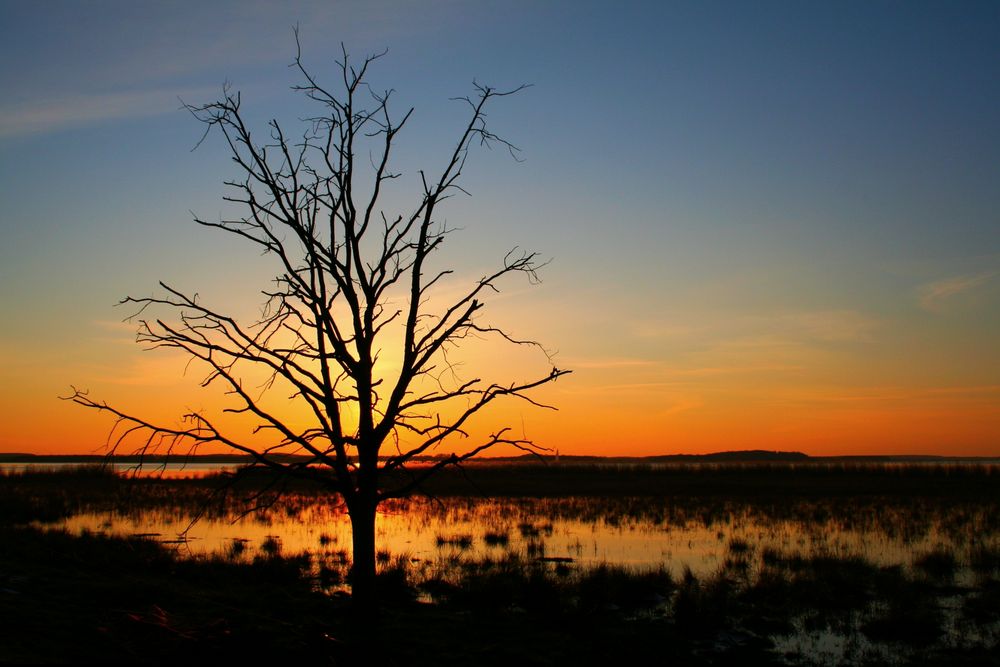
[1,2,997,459]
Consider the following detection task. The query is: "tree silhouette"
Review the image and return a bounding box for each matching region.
[69,39,568,606]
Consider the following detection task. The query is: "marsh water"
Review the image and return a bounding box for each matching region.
[42,490,995,586]
[14,463,1000,665]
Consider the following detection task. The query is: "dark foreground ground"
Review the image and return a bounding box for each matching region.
[3,524,807,665]
[2,463,999,665]
[2,524,779,666]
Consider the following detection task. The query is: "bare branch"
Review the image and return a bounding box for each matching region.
[71,38,564,604]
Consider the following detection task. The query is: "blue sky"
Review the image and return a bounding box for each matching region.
[1,1,998,455]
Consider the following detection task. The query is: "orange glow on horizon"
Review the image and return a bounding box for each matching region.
[2,293,998,459]
[2,2,999,464]
[4,368,998,458]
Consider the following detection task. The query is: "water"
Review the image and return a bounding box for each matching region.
[19,468,1000,664]
[41,494,993,583]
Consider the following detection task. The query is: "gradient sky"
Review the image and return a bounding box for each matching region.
[1,0,998,457]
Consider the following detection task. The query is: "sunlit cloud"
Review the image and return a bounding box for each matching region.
[562,357,660,370]
[660,397,704,417]
[90,350,202,387]
[89,320,141,345]
[778,384,1000,405]
[629,321,706,339]
[670,364,804,377]
[777,310,876,342]
[563,381,682,395]
[630,310,875,346]
[0,87,215,139]
[918,270,997,312]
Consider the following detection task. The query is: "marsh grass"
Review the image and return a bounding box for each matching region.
[435,533,474,549]
[913,547,959,581]
[260,535,282,557]
[0,524,333,663]
[971,544,1000,576]
[5,463,1000,664]
[482,529,510,547]
[225,537,248,560]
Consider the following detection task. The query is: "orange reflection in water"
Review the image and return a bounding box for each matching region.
[43,495,991,585]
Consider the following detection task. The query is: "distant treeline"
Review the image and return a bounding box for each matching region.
[0,453,264,464]
[2,448,997,465]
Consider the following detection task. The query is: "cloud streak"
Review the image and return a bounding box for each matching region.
[777,310,876,342]
[779,384,1000,405]
[918,270,997,311]
[0,87,216,139]
[560,357,660,370]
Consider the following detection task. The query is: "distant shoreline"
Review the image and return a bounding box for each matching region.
[2,449,998,465]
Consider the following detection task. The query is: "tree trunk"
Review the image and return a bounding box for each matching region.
[349,498,378,609]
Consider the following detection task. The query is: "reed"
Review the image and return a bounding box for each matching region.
[4,461,999,663]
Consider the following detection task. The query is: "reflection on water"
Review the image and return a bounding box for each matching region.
[44,495,995,583]
[31,489,1000,664]
[15,463,998,665]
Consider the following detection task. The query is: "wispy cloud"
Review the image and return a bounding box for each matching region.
[562,381,681,395]
[91,352,199,387]
[660,397,704,417]
[0,87,215,139]
[89,320,141,346]
[918,270,997,312]
[782,384,1000,405]
[560,357,660,370]
[670,364,803,377]
[628,321,706,339]
[630,310,876,346]
[778,310,876,342]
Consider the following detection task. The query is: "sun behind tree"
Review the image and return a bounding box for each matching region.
[70,36,568,607]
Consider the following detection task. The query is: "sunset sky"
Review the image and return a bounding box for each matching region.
[1,1,998,457]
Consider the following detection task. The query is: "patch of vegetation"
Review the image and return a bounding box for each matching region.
[0,525,337,664]
[4,463,1000,664]
[913,547,959,581]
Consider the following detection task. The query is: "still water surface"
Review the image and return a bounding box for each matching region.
[19,463,998,665]
[44,494,989,583]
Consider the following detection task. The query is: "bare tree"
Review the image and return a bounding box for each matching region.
[69,41,568,606]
